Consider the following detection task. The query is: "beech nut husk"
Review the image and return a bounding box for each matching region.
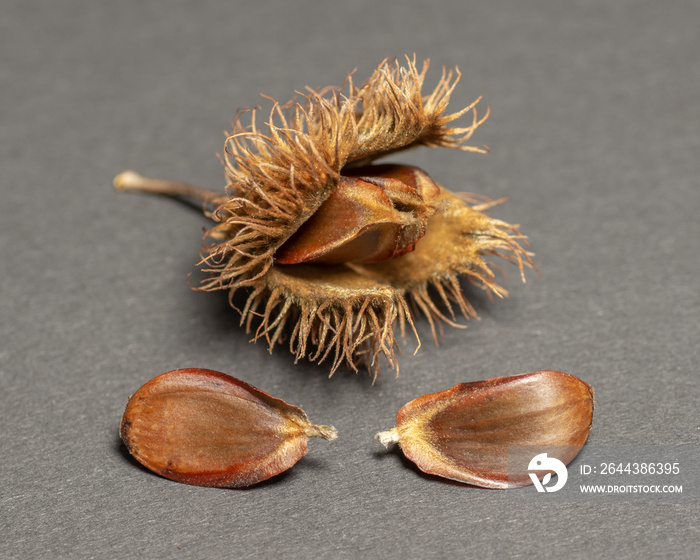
[119,368,337,488]
[375,371,594,488]
[114,55,535,378]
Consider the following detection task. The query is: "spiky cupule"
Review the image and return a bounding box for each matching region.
[191,56,532,378]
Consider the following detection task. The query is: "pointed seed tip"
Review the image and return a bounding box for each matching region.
[375,428,400,448]
[308,424,338,441]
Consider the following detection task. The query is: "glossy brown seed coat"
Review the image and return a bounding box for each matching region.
[275,165,440,265]
[120,368,337,487]
[375,370,594,488]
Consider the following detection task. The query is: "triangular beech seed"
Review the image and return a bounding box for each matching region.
[120,368,337,487]
[375,371,594,488]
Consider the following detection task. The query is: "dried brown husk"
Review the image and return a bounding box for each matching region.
[115,56,533,379]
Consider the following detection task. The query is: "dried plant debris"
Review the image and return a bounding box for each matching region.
[375,371,594,488]
[114,56,534,379]
[120,369,337,488]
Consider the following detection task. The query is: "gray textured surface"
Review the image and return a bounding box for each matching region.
[2,1,699,558]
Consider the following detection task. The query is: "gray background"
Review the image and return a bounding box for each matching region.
[2,1,698,558]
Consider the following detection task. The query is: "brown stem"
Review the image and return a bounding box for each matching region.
[113,170,223,205]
